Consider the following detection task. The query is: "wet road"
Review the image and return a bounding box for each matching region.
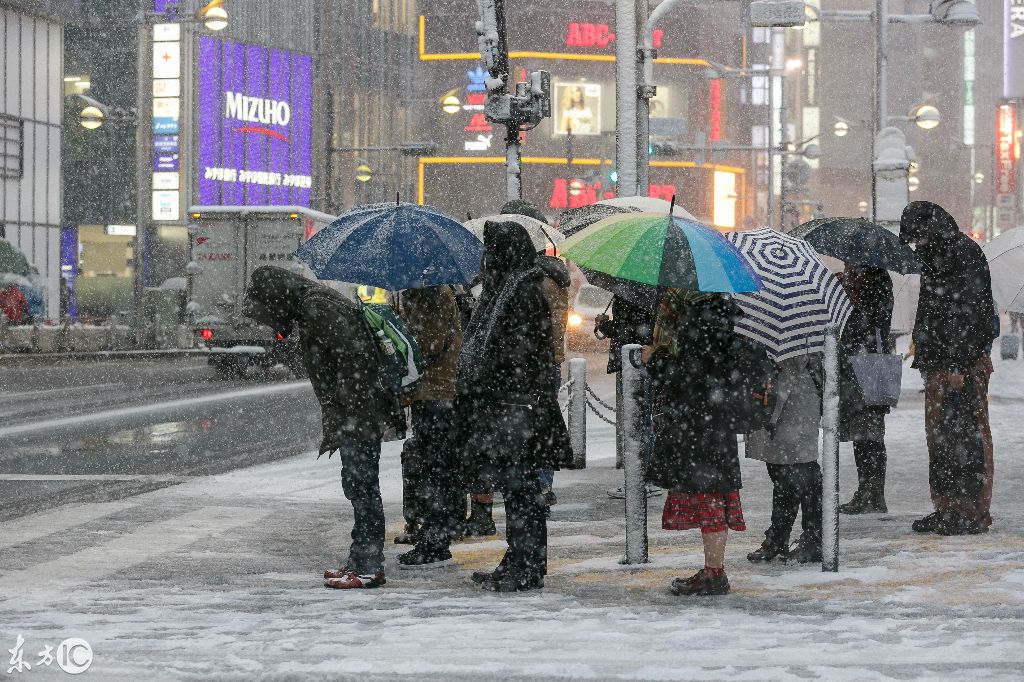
[0,356,321,521]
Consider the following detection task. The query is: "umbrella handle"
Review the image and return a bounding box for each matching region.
[669,194,676,219]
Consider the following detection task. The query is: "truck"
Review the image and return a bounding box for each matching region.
[186,205,346,378]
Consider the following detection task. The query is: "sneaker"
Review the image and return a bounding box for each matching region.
[746,540,789,563]
[480,572,543,592]
[669,569,730,596]
[397,547,454,570]
[786,537,822,564]
[911,511,944,533]
[324,570,386,589]
[323,564,349,581]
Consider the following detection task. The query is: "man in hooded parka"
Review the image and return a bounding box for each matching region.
[243,265,404,589]
[900,201,997,536]
[455,220,572,592]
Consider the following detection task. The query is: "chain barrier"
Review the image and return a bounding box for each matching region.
[586,385,616,413]
[586,396,617,425]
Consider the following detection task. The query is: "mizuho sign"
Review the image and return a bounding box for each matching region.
[1007,0,1024,97]
[224,92,292,127]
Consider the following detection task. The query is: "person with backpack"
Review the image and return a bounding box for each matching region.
[242,265,404,590]
[394,285,463,568]
[455,220,572,592]
[744,348,825,565]
[645,290,753,596]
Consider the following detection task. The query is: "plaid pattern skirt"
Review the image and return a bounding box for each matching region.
[662,490,746,533]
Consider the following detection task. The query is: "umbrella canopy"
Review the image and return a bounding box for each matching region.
[557,203,639,237]
[0,240,31,277]
[982,227,1024,313]
[727,227,853,362]
[598,196,697,220]
[560,213,761,293]
[791,217,919,274]
[464,214,564,253]
[295,202,484,290]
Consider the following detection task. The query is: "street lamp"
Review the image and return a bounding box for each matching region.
[200,5,228,31]
[908,176,920,192]
[910,104,940,130]
[441,95,461,115]
[80,105,104,130]
[355,164,373,183]
[833,120,849,137]
[72,94,136,130]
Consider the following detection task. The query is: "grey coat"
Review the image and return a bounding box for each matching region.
[745,354,823,465]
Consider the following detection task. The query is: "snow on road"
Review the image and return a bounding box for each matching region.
[0,355,1022,680]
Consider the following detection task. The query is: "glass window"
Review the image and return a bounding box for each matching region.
[0,115,23,179]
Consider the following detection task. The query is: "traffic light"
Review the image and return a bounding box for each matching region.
[930,0,981,26]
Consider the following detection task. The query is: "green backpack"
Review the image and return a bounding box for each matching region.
[361,302,424,394]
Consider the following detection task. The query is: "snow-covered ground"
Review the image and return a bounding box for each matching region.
[1,352,1023,680]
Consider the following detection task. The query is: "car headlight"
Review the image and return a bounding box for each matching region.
[568,313,583,328]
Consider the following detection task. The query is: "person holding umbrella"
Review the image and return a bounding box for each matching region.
[456,220,572,592]
[836,264,895,514]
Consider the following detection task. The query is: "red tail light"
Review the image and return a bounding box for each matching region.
[200,328,213,340]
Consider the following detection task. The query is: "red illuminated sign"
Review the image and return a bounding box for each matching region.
[996,104,1018,197]
[549,179,676,208]
[464,113,492,133]
[710,80,722,142]
[564,23,663,49]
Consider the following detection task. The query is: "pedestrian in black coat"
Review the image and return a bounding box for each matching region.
[645,291,747,596]
[837,264,894,515]
[900,201,997,535]
[243,266,403,590]
[455,220,572,592]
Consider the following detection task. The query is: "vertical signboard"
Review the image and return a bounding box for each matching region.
[995,104,1018,233]
[1006,0,1024,98]
[196,37,313,206]
[152,23,181,221]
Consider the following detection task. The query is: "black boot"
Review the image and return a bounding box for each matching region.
[838,487,871,515]
[394,522,420,545]
[463,501,496,537]
[865,478,888,514]
[747,539,789,563]
[786,535,822,564]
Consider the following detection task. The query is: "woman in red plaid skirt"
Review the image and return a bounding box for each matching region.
[645,291,748,596]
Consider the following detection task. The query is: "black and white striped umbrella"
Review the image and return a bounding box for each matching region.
[727,227,852,362]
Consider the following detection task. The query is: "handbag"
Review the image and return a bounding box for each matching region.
[849,330,903,407]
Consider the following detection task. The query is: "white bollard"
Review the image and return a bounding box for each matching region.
[821,325,841,572]
[568,357,587,469]
[620,343,648,565]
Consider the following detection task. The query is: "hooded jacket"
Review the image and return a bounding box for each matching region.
[243,266,403,452]
[455,220,572,471]
[400,285,461,404]
[900,202,996,373]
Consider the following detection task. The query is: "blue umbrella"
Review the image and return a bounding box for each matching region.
[295,202,484,289]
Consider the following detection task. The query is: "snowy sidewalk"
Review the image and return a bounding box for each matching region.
[1,356,1023,680]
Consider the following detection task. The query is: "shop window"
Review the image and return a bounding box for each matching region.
[0,115,23,179]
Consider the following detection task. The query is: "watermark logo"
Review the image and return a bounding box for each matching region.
[7,634,93,675]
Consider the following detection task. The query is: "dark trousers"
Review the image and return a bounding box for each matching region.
[338,440,385,574]
[408,400,457,551]
[853,440,887,488]
[765,461,823,548]
[498,461,548,578]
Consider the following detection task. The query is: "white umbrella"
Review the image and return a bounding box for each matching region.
[598,196,697,220]
[463,214,564,253]
[982,228,1024,313]
[727,227,853,361]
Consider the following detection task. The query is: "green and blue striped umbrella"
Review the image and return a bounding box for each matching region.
[560,213,761,294]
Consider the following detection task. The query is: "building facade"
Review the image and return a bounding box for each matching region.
[1,0,75,319]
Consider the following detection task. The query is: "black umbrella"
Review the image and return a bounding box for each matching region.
[791,217,920,274]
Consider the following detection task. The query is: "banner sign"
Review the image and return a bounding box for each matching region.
[1007,0,1024,98]
[196,37,313,206]
[996,104,1017,198]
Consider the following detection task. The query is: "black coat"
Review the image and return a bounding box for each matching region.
[455,221,572,474]
[646,297,744,493]
[901,202,997,373]
[839,266,894,442]
[243,266,403,452]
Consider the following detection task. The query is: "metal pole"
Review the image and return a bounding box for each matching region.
[568,357,587,469]
[615,0,639,196]
[635,0,650,197]
[133,19,152,347]
[871,0,887,223]
[615,370,624,469]
[620,343,648,565]
[778,75,788,230]
[506,128,521,201]
[767,57,775,228]
[821,325,841,572]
